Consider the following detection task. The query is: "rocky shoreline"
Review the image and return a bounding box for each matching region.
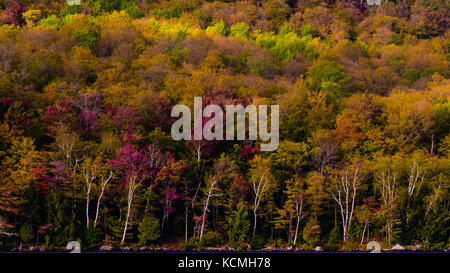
[4,244,450,253]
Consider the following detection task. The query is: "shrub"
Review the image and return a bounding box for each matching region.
[84,225,102,250]
[138,216,160,245]
[250,234,266,250]
[200,231,223,247]
[327,225,340,249]
[182,237,198,251]
[19,225,33,244]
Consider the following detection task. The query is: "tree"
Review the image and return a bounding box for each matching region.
[249,155,276,239]
[155,155,186,235]
[328,159,367,241]
[110,144,150,244]
[138,216,160,245]
[424,157,449,216]
[1,1,27,26]
[355,196,379,244]
[0,182,19,237]
[229,202,250,250]
[302,217,321,248]
[305,60,352,102]
[284,176,306,245]
[271,140,309,181]
[80,155,113,228]
[402,150,428,228]
[198,156,236,241]
[372,155,403,245]
[305,171,327,220]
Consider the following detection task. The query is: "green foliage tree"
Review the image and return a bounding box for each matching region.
[138,216,160,245]
[229,202,250,250]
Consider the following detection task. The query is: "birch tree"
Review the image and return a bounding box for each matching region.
[425,158,449,215]
[249,155,275,239]
[373,156,402,245]
[284,177,305,245]
[110,144,150,244]
[93,161,113,228]
[329,160,366,242]
[199,175,220,242]
[81,156,114,228]
[198,156,236,241]
[81,157,97,228]
[404,151,428,227]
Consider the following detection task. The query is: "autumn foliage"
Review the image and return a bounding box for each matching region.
[0,0,449,251]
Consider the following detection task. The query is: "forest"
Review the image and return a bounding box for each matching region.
[0,0,449,252]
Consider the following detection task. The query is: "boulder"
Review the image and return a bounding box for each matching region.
[28,246,38,252]
[139,246,149,251]
[314,246,323,252]
[120,246,130,252]
[391,244,405,251]
[99,245,114,251]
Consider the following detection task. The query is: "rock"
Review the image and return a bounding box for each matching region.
[139,246,149,251]
[205,247,216,251]
[28,246,38,252]
[286,246,293,251]
[120,246,130,252]
[294,246,304,252]
[99,245,114,251]
[415,244,423,250]
[391,244,405,251]
[314,246,323,252]
[205,246,229,251]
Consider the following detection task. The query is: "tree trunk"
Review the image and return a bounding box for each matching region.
[293,215,300,245]
[361,220,367,245]
[93,172,112,228]
[121,191,133,244]
[253,207,257,239]
[86,186,90,228]
[199,190,211,242]
[121,177,139,244]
